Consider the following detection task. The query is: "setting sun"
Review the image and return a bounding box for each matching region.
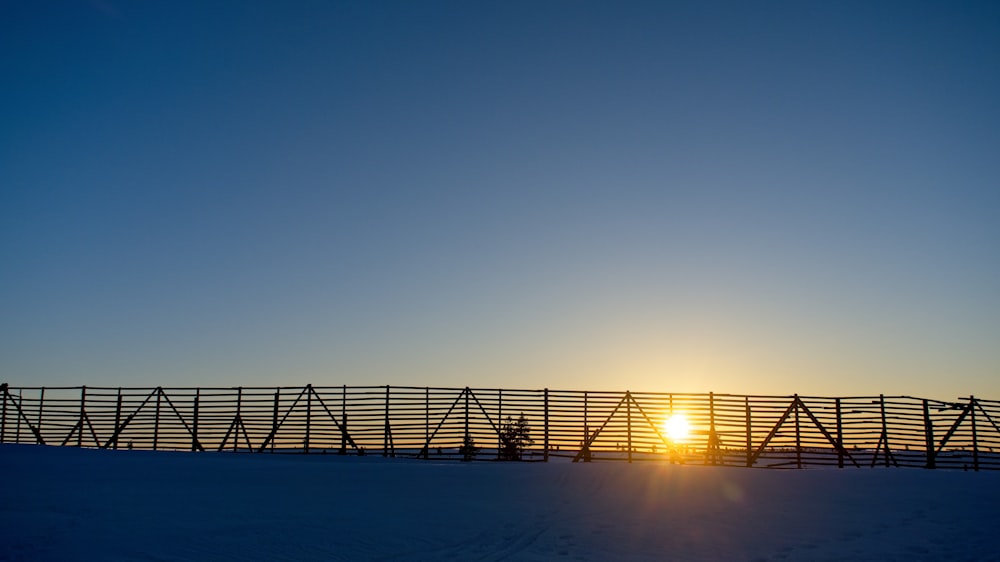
[662,413,691,443]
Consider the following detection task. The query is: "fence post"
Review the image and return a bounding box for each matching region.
[794,394,802,469]
[234,387,243,453]
[153,387,162,451]
[669,394,674,462]
[627,391,632,464]
[464,387,470,450]
[497,389,503,460]
[745,396,752,468]
[423,387,429,459]
[383,385,391,458]
[836,398,844,469]
[708,391,717,466]
[1,386,6,443]
[544,388,549,462]
[271,389,280,453]
[305,385,312,454]
[18,394,24,444]
[36,388,45,444]
[971,395,979,472]
[113,389,123,451]
[879,394,889,467]
[922,399,935,469]
[0,385,7,443]
[341,385,348,455]
[583,391,590,462]
[78,386,86,447]
[192,389,200,452]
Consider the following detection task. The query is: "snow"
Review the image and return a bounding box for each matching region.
[2,444,998,561]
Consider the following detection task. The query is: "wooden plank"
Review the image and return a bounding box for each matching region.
[271,390,279,454]
[256,386,309,452]
[309,386,361,452]
[975,400,1000,436]
[235,387,243,453]
[571,393,627,462]
[745,397,752,468]
[344,385,351,456]
[544,388,549,463]
[794,395,801,469]
[113,390,123,451]
[835,398,844,469]
[16,394,22,443]
[156,389,205,452]
[84,413,101,448]
[707,392,720,466]
[465,388,500,435]
[748,398,797,466]
[936,402,972,455]
[305,385,312,454]
[496,388,502,460]
[627,394,670,451]
[421,389,465,458]
[971,396,979,472]
[154,387,164,451]
[922,399,935,469]
[239,417,254,452]
[383,385,390,457]
[192,390,200,452]
[77,386,86,448]
[217,417,238,452]
[102,388,158,449]
[878,395,889,467]
[60,420,82,447]
[1,385,6,442]
[464,387,470,447]
[795,399,860,468]
[627,391,632,464]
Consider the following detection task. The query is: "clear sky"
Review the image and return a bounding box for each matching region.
[2,1,998,398]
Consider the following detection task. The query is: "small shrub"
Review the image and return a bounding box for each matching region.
[459,434,479,461]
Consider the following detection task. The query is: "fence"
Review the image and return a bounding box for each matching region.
[1,383,998,470]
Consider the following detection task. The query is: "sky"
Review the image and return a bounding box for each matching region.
[1,1,998,398]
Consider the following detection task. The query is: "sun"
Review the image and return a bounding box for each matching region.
[662,413,691,443]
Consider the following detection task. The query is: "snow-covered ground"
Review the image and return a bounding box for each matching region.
[2,444,998,561]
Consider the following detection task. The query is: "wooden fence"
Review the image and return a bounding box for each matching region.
[1,383,998,470]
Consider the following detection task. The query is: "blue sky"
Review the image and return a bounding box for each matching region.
[2,1,998,398]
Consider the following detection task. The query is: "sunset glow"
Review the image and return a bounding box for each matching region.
[1,2,997,400]
[662,413,691,443]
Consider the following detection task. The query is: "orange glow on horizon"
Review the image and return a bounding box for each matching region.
[662,413,691,443]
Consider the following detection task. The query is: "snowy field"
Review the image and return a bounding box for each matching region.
[2,444,998,561]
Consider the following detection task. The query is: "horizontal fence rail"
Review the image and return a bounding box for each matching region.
[1,383,998,470]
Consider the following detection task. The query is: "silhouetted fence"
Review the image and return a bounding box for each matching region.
[2,383,998,470]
